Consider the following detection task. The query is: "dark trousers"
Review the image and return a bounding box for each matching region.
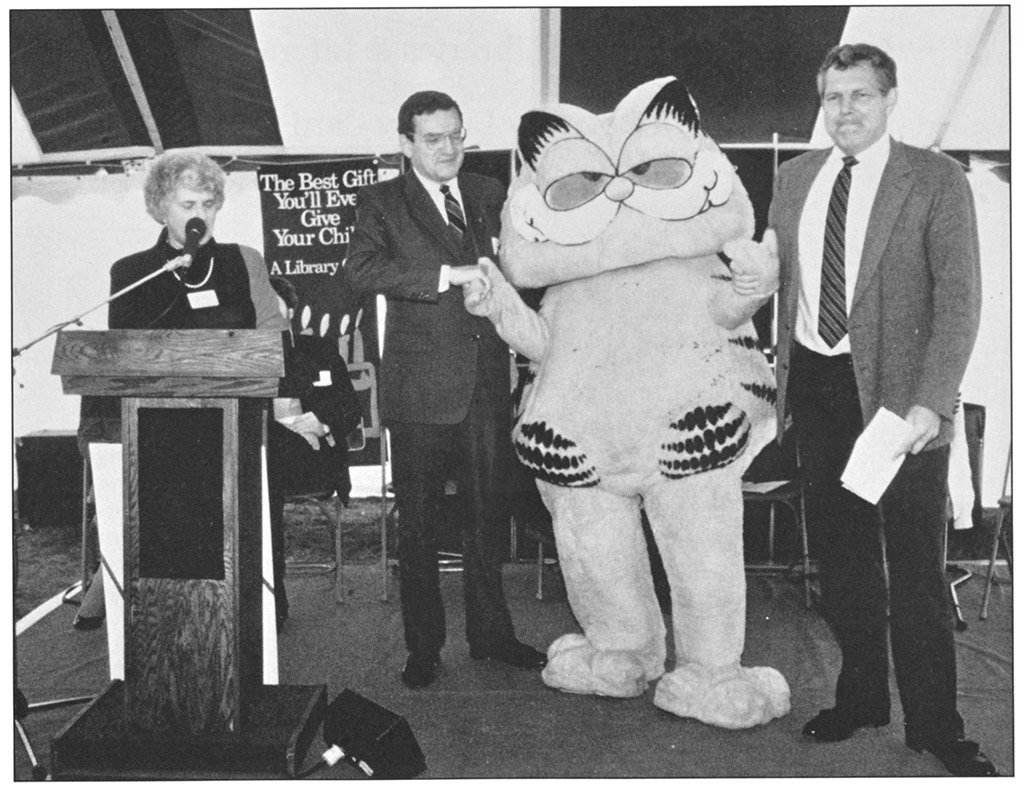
[789,342,962,746]
[388,387,516,658]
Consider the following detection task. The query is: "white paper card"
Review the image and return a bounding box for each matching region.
[841,408,914,504]
[187,289,219,308]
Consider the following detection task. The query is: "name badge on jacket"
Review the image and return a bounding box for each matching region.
[187,290,219,309]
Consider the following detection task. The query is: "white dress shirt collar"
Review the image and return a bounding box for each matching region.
[412,166,464,222]
[829,133,890,172]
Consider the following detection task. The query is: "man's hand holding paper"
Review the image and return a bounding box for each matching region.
[840,408,915,504]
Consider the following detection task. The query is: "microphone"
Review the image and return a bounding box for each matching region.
[179,218,207,267]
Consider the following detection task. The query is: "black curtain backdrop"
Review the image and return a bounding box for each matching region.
[559,6,850,144]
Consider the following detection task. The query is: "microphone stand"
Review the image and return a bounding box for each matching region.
[13,258,187,358]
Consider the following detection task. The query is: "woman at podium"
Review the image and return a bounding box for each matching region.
[74,151,284,627]
[111,150,256,330]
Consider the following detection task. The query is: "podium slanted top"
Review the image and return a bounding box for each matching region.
[52,329,286,398]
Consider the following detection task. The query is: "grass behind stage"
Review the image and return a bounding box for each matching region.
[14,498,389,620]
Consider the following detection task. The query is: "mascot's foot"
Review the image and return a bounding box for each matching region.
[541,633,658,698]
[653,663,790,729]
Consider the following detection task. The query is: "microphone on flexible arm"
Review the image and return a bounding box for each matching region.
[172,218,207,270]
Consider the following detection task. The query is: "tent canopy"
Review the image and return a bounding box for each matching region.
[10,7,1009,170]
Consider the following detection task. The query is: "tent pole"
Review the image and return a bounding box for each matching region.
[932,6,1004,150]
[539,9,560,105]
[102,11,165,155]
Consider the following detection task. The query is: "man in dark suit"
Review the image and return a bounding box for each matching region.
[345,91,545,688]
[730,44,994,775]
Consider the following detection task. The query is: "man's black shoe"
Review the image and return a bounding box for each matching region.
[401,653,440,689]
[907,737,999,776]
[802,708,890,742]
[469,639,547,669]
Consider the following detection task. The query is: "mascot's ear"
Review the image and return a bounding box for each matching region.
[518,110,578,171]
[639,78,701,136]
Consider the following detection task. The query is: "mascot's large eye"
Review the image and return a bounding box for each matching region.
[624,158,693,189]
[544,171,613,211]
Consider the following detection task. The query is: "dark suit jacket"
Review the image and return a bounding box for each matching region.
[345,169,510,424]
[771,139,981,450]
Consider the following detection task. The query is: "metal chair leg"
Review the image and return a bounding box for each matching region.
[536,539,545,601]
[796,495,812,608]
[980,506,1008,620]
[334,505,344,603]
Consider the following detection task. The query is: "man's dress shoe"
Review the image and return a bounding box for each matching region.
[907,737,999,776]
[802,708,890,742]
[401,653,440,689]
[469,639,547,669]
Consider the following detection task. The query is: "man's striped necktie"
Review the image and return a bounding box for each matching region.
[440,184,467,241]
[818,155,858,348]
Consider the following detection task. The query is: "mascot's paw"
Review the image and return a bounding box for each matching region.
[653,663,790,729]
[541,634,651,698]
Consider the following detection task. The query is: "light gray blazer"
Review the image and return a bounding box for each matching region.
[771,139,981,449]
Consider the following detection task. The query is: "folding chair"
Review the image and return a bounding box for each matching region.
[743,438,815,608]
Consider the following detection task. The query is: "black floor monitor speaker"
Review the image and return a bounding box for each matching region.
[322,689,426,779]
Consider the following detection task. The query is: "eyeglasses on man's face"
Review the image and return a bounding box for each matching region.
[416,128,468,148]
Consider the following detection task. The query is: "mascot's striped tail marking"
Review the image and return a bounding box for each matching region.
[658,403,750,479]
[728,335,778,406]
[741,381,777,405]
[728,335,761,351]
[515,420,599,487]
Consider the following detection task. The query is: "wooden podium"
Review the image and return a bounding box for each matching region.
[48,329,327,778]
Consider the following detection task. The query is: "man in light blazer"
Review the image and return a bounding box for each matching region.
[345,91,545,689]
[730,44,993,775]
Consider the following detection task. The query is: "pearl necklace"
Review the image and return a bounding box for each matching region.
[173,254,214,289]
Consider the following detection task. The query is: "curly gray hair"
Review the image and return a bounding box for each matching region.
[144,150,226,223]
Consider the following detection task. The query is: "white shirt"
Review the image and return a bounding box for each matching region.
[411,167,466,292]
[795,134,890,354]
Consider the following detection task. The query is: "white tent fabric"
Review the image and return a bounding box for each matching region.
[251,9,547,155]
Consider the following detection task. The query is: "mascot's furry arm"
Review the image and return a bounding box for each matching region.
[710,230,780,330]
[464,259,549,362]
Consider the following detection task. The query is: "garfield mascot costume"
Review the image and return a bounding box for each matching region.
[465,77,788,728]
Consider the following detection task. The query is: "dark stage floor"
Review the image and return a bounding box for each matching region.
[14,562,1014,779]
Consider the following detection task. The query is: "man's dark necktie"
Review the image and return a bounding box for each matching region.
[440,184,467,241]
[818,155,858,348]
